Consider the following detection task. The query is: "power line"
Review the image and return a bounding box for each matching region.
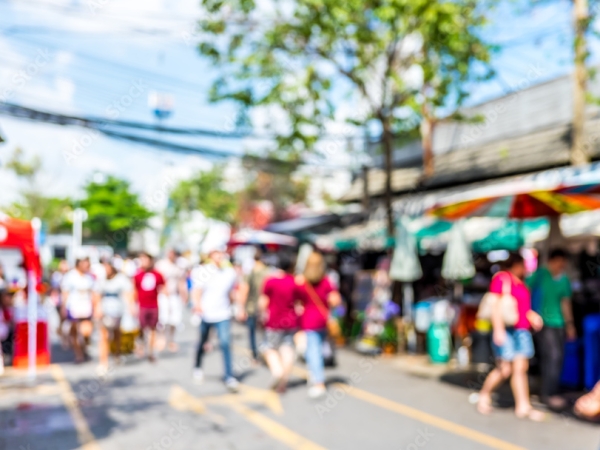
[0,101,360,171]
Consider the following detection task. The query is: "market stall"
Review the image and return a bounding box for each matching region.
[427,162,600,387]
[0,213,48,374]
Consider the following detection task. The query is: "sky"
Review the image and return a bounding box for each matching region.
[0,0,595,211]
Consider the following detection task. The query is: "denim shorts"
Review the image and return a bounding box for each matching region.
[261,329,296,351]
[492,328,534,362]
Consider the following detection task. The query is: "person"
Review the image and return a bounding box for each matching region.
[94,260,134,375]
[575,381,600,420]
[238,249,271,362]
[133,252,165,362]
[0,287,15,375]
[156,249,188,352]
[50,259,70,345]
[0,263,6,289]
[528,248,576,409]
[259,254,298,392]
[477,252,545,421]
[295,251,341,399]
[61,257,96,363]
[191,249,239,392]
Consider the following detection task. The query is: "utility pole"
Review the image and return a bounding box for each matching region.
[572,0,590,166]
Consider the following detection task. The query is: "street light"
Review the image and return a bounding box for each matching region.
[70,208,88,265]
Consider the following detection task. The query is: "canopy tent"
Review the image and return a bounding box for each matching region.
[0,213,46,375]
[429,161,600,220]
[0,213,41,284]
[316,216,549,253]
[228,229,298,247]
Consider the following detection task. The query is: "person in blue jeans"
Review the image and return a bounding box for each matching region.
[295,251,341,399]
[191,249,239,392]
[194,319,233,381]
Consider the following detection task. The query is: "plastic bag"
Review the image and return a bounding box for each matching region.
[120,310,139,333]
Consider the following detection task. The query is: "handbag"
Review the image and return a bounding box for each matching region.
[477,272,519,326]
[304,281,337,367]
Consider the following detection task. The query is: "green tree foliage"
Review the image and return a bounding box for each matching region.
[168,167,237,222]
[79,175,152,248]
[3,148,72,233]
[197,0,492,233]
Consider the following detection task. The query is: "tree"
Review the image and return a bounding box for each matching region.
[3,147,72,233]
[196,0,492,234]
[79,175,153,249]
[168,167,237,222]
[572,0,590,165]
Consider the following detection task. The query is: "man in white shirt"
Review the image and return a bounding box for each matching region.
[156,249,188,352]
[191,249,238,391]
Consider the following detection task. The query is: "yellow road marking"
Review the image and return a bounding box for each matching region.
[0,384,62,397]
[228,401,327,450]
[339,385,527,450]
[50,364,101,450]
[234,345,526,450]
[169,385,227,426]
[170,385,326,450]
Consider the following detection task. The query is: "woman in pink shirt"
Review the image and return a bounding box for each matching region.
[260,254,298,393]
[295,251,341,399]
[477,252,545,421]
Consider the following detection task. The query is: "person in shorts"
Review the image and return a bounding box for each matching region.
[133,252,165,362]
[61,258,95,363]
[94,259,133,375]
[260,254,298,393]
[477,253,545,421]
[156,249,188,352]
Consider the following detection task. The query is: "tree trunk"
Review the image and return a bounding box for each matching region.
[421,116,435,178]
[572,0,589,166]
[362,164,370,213]
[382,121,395,237]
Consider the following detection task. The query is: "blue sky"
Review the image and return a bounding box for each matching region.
[0,0,594,208]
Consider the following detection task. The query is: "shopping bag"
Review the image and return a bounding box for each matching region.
[120,310,139,333]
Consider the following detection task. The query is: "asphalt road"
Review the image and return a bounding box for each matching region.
[1,319,599,450]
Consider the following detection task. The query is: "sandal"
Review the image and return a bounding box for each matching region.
[515,408,547,422]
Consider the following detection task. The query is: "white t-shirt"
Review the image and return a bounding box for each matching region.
[191,264,236,323]
[61,270,95,319]
[96,273,132,318]
[156,259,185,297]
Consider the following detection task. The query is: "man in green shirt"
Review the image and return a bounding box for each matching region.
[528,249,576,409]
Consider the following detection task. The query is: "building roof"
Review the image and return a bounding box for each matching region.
[341,71,600,203]
[340,167,422,202]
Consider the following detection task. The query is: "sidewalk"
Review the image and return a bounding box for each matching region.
[387,353,456,378]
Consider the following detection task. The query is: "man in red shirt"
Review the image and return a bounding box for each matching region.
[133,252,165,362]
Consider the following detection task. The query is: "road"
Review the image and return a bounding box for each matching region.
[0,321,598,450]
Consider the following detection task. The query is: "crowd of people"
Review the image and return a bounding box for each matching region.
[0,246,342,399]
[1,244,599,415]
[191,248,341,398]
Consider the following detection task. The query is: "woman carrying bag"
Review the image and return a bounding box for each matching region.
[295,251,341,399]
[476,252,545,421]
